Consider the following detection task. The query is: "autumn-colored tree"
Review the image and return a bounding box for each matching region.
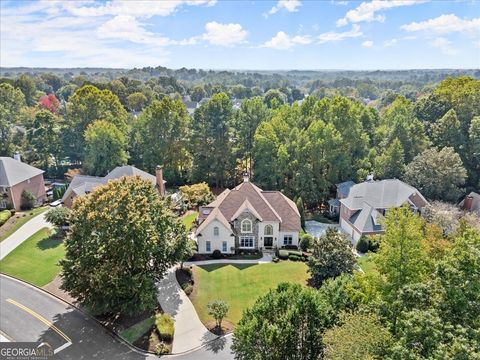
[38,94,60,114]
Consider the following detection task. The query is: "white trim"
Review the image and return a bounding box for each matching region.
[241,218,252,233]
[239,235,255,249]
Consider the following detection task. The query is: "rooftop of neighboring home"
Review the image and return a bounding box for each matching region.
[0,156,44,187]
[61,165,163,201]
[459,191,480,214]
[340,179,428,211]
[336,180,356,198]
[340,178,428,234]
[196,178,301,235]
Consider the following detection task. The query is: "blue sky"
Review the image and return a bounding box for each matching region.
[1,0,479,69]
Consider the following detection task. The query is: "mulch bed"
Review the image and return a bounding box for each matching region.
[205,320,235,335]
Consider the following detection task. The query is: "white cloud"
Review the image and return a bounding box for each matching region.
[267,0,301,16]
[401,14,480,34]
[362,40,374,47]
[337,0,428,27]
[65,0,217,18]
[97,15,172,46]
[475,40,480,49]
[202,22,247,46]
[263,31,311,50]
[430,37,459,55]
[383,38,398,47]
[318,24,363,43]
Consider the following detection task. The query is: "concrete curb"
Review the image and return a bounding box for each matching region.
[0,273,232,357]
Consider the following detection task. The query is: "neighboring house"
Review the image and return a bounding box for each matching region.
[328,180,356,215]
[195,175,301,254]
[339,178,428,243]
[0,155,46,210]
[62,165,166,207]
[459,192,480,214]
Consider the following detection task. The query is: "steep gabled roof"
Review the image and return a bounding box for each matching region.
[230,199,263,221]
[196,207,232,235]
[262,191,301,231]
[349,203,384,233]
[0,157,44,187]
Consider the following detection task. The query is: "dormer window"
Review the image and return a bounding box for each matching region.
[214,226,219,236]
[241,219,252,233]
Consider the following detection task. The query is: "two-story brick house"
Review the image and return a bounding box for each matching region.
[195,176,301,254]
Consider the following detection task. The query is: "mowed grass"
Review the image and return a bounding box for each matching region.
[181,211,198,231]
[120,316,155,343]
[0,207,48,242]
[0,228,65,287]
[191,262,309,325]
[357,254,377,274]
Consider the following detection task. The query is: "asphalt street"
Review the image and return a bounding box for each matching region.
[0,275,233,360]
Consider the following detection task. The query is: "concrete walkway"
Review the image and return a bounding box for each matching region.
[0,212,53,260]
[157,269,217,354]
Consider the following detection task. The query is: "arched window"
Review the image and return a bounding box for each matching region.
[241,219,252,233]
[213,226,219,236]
[264,225,273,235]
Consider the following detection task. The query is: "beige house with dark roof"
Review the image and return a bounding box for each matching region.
[196,176,301,254]
[0,156,46,210]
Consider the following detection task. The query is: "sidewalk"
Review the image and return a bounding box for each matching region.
[157,269,217,353]
[0,212,53,260]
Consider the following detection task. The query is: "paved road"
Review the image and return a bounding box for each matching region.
[0,212,53,260]
[0,275,234,360]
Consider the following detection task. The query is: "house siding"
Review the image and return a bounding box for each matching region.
[197,219,235,254]
[10,174,46,210]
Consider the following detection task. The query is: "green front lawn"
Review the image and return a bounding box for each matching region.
[0,207,48,242]
[181,211,198,231]
[357,254,377,274]
[190,262,309,325]
[0,228,65,286]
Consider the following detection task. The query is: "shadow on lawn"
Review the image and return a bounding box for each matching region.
[198,263,257,272]
[36,236,62,251]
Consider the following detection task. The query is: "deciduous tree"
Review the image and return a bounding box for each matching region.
[61,176,188,315]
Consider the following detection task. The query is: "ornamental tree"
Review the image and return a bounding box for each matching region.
[207,300,229,330]
[60,176,188,315]
[38,94,60,114]
[308,227,357,286]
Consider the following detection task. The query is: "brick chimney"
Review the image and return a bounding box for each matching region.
[462,195,473,211]
[156,165,165,196]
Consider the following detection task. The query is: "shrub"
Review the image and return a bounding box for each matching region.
[183,284,193,296]
[272,256,279,263]
[283,244,298,250]
[288,255,302,261]
[212,249,222,259]
[155,343,170,355]
[156,313,174,342]
[20,190,36,210]
[288,250,303,257]
[368,235,382,252]
[10,209,15,216]
[278,250,289,259]
[356,236,369,254]
[299,234,313,252]
[0,209,12,226]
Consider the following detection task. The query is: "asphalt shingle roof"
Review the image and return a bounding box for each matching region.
[0,157,44,187]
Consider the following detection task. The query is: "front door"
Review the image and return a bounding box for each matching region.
[264,237,273,248]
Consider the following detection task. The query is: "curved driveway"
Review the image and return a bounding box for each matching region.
[0,275,233,360]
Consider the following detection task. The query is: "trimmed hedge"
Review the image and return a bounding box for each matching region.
[288,254,302,261]
[212,249,222,259]
[156,313,174,342]
[278,250,289,259]
[0,210,13,226]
